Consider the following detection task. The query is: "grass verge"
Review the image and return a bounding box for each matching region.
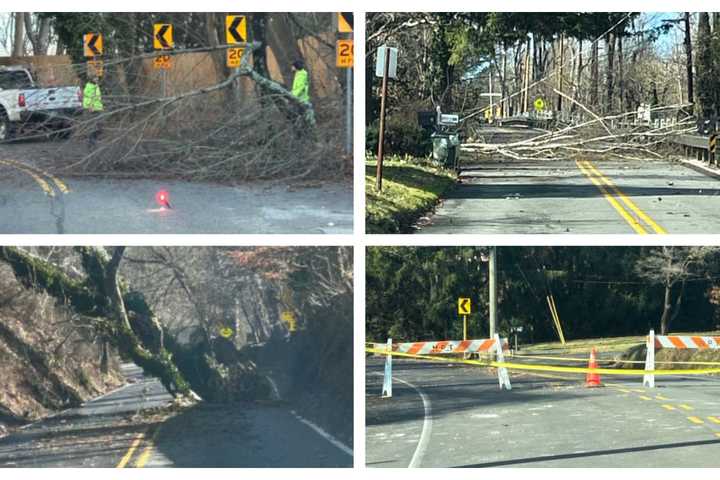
[365,155,456,234]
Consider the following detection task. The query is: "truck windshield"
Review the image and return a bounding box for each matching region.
[0,71,33,90]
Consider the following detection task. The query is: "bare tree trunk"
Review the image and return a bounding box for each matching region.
[660,282,672,335]
[618,33,625,111]
[12,12,25,57]
[590,41,599,107]
[606,34,615,114]
[100,340,110,374]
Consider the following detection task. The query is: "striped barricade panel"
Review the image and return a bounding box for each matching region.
[375,336,512,396]
[393,338,503,355]
[654,335,720,350]
[644,330,720,389]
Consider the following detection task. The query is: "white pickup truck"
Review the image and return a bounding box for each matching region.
[0,65,82,141]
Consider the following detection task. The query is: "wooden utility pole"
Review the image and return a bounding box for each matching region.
[501,42,508,117]
[684,12,694,107]
[488,246,497,338]
[523,38,531,113]
[557,33,565,112]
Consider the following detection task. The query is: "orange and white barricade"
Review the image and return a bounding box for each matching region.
[644,329,720,387]
[379,335,511,398]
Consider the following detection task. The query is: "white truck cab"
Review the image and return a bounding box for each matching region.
[0,65,82,141]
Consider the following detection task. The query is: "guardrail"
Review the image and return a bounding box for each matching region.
[669,133,717,165]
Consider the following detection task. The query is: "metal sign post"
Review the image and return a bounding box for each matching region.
[346,65,353,156]
[336,14,354,157]
[153,24,174,98]
[375,45,396,191]
[458,297,471,341]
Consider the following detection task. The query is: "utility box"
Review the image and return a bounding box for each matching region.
[431,132,460,168]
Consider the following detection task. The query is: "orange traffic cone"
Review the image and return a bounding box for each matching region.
[585,347,602,387]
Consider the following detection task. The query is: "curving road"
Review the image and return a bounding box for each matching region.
[0,141,352,234]
[0,363,353,467]
[366,357,720,467]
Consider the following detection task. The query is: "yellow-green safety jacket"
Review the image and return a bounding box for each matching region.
[291,69,310,103]
[83,82,104,112]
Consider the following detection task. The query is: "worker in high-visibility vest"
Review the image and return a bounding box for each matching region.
[290,60,310,104]
[82,71,104,148]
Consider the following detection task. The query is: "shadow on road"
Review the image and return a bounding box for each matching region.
[456,437,720,467]
[153,402,352,467]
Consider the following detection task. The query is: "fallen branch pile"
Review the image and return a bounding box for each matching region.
[462,94,696,163]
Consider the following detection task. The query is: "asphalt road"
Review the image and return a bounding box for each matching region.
[366,358,720,467]
[0,363,352,467]
[419,128,720,234]
[0,141,352,234]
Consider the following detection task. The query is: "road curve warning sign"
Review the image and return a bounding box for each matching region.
[710,133,718,154]
[458,297,471,315]
[154,24,174,50]
[338,12,353,33]
[83,33,103,57]
[281,311,297,332]
[336,39,353,68]
[226,15,247,44]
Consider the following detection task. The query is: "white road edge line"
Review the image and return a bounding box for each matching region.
[290,410,353,458]
[371,371,432,468]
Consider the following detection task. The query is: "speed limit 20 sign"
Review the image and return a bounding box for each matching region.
[336,39,353,68]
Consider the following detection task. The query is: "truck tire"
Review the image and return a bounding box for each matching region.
[0,112,14,142]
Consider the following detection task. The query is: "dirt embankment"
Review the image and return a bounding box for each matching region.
[617,338,720,371]
[0,264,123,437]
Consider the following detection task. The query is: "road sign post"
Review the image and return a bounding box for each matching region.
[375,45,397,192]
[458,297,471,341]
[335,19,353,157]
[84,33,103,77]
[153,24,174,98]
[225,15,247,101]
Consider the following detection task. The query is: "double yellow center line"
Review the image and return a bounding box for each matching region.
[116,426,161,468]
[0,158,70,197]
[576,160,666,235]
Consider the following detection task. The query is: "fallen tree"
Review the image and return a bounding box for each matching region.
[0,246,271,402]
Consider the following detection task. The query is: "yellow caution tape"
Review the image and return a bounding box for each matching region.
[366,347,720,376]
[507,352,720,366]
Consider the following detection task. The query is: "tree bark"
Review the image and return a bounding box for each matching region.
[605,34,615,114]
[590,41,599,107]
[12,12,25,57]
[660,282,672,335]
